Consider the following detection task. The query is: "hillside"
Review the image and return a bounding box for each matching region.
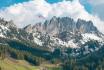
[0,17,104,70]
[0,58,39,70]
[0,58,62,70]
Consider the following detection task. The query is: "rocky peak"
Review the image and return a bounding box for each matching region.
[58,17,75,32]
[24,24,33,33]
[76,19,98,33]
[24,22,43,34]
[23,16,103,46]
[0,16,104,50]
[0,18,17,28]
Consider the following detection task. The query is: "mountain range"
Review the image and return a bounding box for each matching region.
[0,16,104,55]
[0,16,104,70]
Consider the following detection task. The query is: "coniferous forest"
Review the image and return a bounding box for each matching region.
[0,37,104,70]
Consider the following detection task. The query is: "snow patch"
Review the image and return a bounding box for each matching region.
[50,37,78,48]
[82,33,103,41]
[0,25,10,38]
[33,37,43,46]
[67,40,78,48]
[0,33,5,38]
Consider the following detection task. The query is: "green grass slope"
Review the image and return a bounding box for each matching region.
[0,58,39,70]
[0,58,62,70]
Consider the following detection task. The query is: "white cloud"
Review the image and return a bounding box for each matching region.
[92,4,104,20]
[0,0,50,27]
[88,0,104,21]
[89,0,104,6]
[0,0,104,33]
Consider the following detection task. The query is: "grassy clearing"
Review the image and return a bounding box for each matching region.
[0,58,39,70]
[0,58,62,70]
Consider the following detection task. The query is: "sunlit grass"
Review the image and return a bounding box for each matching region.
[0,58,62,70]
[0,58,39,70]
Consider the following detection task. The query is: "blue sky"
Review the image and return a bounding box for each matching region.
[0,0,29,8]
[46,0,62,3]
[79,0,92,13]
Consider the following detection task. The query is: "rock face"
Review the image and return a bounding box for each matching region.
[0,17,104,50]
[0,18,29,40]
[76,19,98,33]
[24,16,101,41]
[0,16,104,57]
[0,18,16,28]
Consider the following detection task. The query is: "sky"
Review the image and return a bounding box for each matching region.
[0,0,102,14]
[0,0,29,8]
[0,0,92,13]
[0,0,104,33]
